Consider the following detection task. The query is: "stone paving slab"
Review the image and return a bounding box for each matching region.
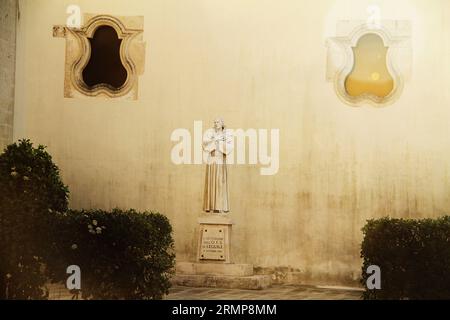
[166,285,363,300]
[47,283,363,300]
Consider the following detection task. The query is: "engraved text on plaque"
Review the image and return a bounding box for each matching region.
[200,226,225,261]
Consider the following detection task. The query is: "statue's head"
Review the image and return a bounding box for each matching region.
[213,118,225,131]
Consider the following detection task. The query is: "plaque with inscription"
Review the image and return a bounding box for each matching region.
[199,226,226,261]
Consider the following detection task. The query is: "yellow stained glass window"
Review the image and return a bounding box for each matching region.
[344,33,394,98]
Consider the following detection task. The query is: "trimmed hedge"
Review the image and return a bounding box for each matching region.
[0,140,69,299]
[0,140,175,300]
[361,217,450,300]
[48,209,175,300]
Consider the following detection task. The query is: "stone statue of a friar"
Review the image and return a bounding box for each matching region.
[202,118,233,213]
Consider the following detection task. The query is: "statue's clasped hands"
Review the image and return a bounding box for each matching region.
[213,135,226,142]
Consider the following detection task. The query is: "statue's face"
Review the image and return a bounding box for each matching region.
[214,119,223,131]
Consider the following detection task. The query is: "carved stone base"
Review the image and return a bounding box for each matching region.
[172,274,272,290]
[177,262,254,277]
[174,262,272,290]
[174,214,272,290]
[197,214,233,263]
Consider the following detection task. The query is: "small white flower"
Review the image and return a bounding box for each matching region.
[88,224,93,229]
[10,171,18,177]
[71,244,78,250]
[96,227,102,234]
[23,176,30,181]
[92,220,98,226]
[6,273,12,279]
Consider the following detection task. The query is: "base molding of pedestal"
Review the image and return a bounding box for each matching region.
[172,274,272,290]
[177,262,254,277]
[174,261,272,290]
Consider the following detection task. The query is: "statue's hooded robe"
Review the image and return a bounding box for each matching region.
[202,129,233,213]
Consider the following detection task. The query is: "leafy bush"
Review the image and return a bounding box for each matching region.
[361,217,450,300]
[0,140,175,300]
[0,139,69,299]
[48,209,175,300]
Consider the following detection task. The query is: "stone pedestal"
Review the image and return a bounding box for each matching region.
[173,214,272,290]
[197,215,232,263]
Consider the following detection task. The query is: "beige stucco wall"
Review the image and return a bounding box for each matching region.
[13,0,450,285]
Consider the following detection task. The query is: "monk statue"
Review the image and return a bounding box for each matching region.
[202,118,233,214]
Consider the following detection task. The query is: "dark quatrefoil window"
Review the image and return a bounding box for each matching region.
[82,26,128,89]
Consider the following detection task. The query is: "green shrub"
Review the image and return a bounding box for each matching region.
[48,209,175,300]
[0,140,69,299]
[0,139,69,212]
[0,140,175,300]
[361,217,450,300]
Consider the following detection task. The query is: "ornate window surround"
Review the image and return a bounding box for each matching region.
[53,14,146,100]
[326,21,412,108]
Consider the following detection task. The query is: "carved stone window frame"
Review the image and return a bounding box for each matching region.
[53,14,146,100]
[326,21,412,108]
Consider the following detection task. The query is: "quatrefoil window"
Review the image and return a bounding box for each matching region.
[344,33,394,99]
[327,21,411,108]
[53,14,146,100]
[82,25,128,90]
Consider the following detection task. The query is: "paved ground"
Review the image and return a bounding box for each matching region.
[166,285,362,300]
[48,284,363,300]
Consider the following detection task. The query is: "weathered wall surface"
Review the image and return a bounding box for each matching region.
[0,0,17,150]
[13,0,450,285]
